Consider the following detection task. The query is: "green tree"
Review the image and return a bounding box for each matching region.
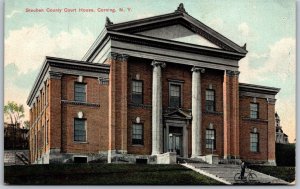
[4,101,25,126]
[23,120,30,129]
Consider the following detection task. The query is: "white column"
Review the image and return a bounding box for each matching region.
[151,60,165,155]
[191,67,205,158]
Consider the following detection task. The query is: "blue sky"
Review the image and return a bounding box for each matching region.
[4,0,295,141]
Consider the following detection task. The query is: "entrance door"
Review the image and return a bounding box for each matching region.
[168,126,183,156]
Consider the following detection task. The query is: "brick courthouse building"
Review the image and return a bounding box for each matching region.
[27,4,280,165]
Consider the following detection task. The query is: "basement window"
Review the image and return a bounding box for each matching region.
[74,156,88,163]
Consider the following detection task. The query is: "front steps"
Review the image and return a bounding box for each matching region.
[182,163,289,185]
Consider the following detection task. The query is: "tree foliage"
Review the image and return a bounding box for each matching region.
[4,101,25,126]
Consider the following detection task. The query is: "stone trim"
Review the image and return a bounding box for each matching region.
[151,60,166,68]
[203,111,223,115]
[241,118,268,123]
[191,66,205,73]
[110,32,245,60]
[27,56,110,106]
[226,70,240,77]
[267,98,276,105]
[128,103,152,109]
[61,100,100,107]
[109,52,129,62]
[49,71,63,79]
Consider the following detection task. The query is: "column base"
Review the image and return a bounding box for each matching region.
[107,150,116,163]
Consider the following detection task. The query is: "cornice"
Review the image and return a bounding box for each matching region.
[109,31,246,60]
[239,83,280,95]
[27,56,110,106]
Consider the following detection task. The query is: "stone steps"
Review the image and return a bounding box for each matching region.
[183,163,289,185]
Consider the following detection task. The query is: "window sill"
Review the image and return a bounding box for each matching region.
[204,111,223,115]
[128,103,152,109]
[74,141,89,144]
[131,144,144,147]
[242,118,268,122]
[61,100,100,107]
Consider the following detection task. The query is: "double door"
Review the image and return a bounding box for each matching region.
[168,133,183,156]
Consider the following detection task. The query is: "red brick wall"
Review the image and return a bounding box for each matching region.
[60,75,109,153]
[239,96,270,161]
[107,55,128,153]
[29,80,50,163]
[126,59,225,156]
[201,69,224,156]
[49,78,62,149]
[127,58,152,154]
[267,102,276,161]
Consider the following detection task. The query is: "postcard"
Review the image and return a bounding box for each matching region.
[3,0,295,185]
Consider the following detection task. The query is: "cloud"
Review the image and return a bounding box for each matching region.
[4,25,95,123]
[5,10,21,19]
[208,18,224,31]
[238,22,250,37]
[239,37,296,141]
[5,24,95,73]
[239,37,295,83]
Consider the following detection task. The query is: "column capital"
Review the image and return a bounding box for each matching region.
[226,70,240,76]
[267,98,277,105]
[109,52,129,62]
[49,71,62,79]
[151,60,166,68]
[191,66,205,73]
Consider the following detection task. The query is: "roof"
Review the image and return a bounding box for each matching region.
[26,56,110,106]
[239,83,280,95]
[82,3,247,62]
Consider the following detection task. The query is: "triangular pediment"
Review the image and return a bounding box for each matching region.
[135,24,221,49]
[164,109,192,120]
[106,10,247,54]
[83,4,247,62]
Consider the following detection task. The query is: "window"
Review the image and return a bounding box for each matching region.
[132,80,143,104]
[132,123,143,145]
[74,119,86,142]
[74,83,86,102]
[169,84,181,108]
[250,103,258,119]
[205,129,216,149]
[250,133,259,152]
[206,90,215,112]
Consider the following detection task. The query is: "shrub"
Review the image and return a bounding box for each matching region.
[276,143,295,166]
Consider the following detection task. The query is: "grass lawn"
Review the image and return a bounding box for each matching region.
[249,165,295,183]
[4,163,224,185]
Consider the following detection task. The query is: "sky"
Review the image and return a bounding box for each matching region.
[4,0,296,141]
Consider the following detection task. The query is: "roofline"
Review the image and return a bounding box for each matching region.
[83,7,248,61]
[239,83,280,95]
[83,29,246,62]
[82,27,108,61]
[26,56,110,106]
[106,10,247,54]
[106,12,183,31]
[182,13,248,54]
